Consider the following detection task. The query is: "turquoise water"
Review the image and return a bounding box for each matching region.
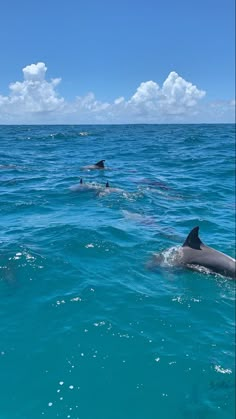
[0,124,235,419]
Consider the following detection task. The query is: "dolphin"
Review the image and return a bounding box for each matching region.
[134,178,170,190]
[69,178,102,192]
[0,164,17,169]
[81,159,105,170]
[150,226,236,279]
[179,226,236,278]
[103,181,124,193]
[122,210,156,225]
[96,181,125,196]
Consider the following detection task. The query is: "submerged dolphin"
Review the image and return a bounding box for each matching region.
[150,226,236,279]
[81,159,105,170]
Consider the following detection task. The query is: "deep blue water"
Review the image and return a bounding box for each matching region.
[0,124,235,419]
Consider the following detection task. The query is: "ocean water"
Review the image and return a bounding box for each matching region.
[0,124,235,419]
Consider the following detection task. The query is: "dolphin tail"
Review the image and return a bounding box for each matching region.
[95,160,105,168]
[183,226,204,250]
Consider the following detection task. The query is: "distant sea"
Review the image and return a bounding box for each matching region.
[0,124,235,419]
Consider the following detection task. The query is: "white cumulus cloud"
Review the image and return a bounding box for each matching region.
[126,72,206,118]
[130,80,161,104]
[0,62,234,124]
[162,71,205,106]
[0,62,64,122]
[22,62,47,81]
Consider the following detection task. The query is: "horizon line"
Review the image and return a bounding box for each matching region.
[0,122,235,126]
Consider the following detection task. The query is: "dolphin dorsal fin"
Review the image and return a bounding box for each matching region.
[80,178,83,184]
[95,160,105,168]
[106,181,109,188]
[183,226,203,250]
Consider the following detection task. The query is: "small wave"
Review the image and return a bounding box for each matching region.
[156,246,182,266]
[214,365,232,375]
[79,131,89,136]
[185,263,214,275]
[97,187,124,197]
[49,130,91,139]
[147,246,182,270]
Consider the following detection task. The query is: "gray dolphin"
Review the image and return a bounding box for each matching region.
[101,181,124,194]
[69,178,102,192]
[179,226,235,278]
[149,226,235,279]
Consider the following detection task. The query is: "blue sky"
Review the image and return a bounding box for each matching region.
[0,0,235,123]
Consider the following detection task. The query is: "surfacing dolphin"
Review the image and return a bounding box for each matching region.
[96,181,125,197]
[103,181,124,193]
[180,226,236,278]
[81,159,105,170]
[69,178,102,193]
[150,226,236,279]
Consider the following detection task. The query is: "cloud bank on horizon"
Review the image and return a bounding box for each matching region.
[0,62,234,124]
